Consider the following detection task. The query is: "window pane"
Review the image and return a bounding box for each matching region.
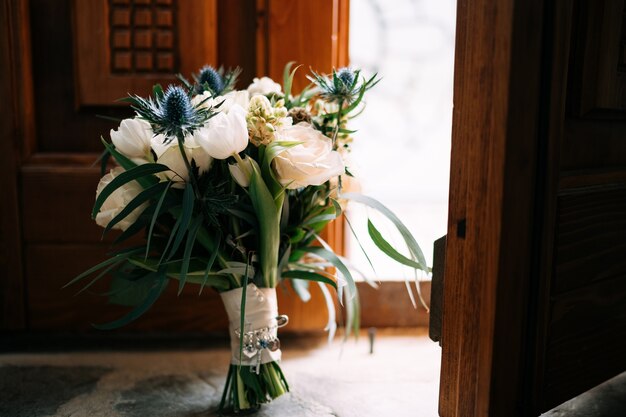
[347,0,456,280]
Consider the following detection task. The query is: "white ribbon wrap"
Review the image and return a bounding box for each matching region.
[220,284,282,366]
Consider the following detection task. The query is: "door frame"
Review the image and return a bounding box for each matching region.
[439,0,553,415]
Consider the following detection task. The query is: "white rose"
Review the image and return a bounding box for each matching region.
[95,167,147,231]
[151,134,212,185]
[195,104,249,159]
[247,77,282,96]
[110,118,153,159]
[192,90,250,114]
[273,123,345,189]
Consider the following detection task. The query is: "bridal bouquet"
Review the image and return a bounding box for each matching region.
[66,63,428,414]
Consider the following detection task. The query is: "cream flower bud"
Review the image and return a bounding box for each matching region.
[95,167,147,231]
[228,155,253,187]
[273,123,345,189]
[247,76,282,96]
[110,118,154,159]
[249,95,273,114]
[196,104,249,159]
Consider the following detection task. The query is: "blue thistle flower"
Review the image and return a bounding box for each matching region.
[197,66,224,95]
[308,67,380,105]
[337,67,356,89]
[193,65,242,96]
[161,85,194,127]
[123,84,212,141]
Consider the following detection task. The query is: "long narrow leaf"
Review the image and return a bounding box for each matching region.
[367,219,424,270]
[145,181,172,259]
[92,163,169,218]
[317,281,337,344]
[103,182,169,235]
[200,237,220,294]
[93,268,168,330]
[303,247,356,302]
[167,182,195,260]
[341,192,428,271]
[249,161,281,287]
[63,248,143,288]
[282,270,337,290]
[179,215,202,295]
[344,215,376,276]
[290,279,311,302]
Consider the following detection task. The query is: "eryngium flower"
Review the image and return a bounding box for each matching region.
[194,65,241,96]
[307,67,380,105]
[124,85,211,141]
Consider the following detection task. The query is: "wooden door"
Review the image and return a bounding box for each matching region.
[439,0,626,415]
[0,0,348,334]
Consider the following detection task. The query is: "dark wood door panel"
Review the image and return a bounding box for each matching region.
[29,0,133,153]
[553,185,626,294]
[21,167,113,244]
[543,274,626,409]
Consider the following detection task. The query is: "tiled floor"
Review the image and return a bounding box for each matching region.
[0,329,441,417]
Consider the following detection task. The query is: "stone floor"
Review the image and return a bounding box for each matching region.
[0,329,441,417]
[541,371,626,417]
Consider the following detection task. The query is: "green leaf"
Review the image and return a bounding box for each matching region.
[100,139,153,189]
[74,260,123,296]
[261,142,302,198]
[367,219,423,270]
[94,268,168,330]
[92,163,169,218]
[301,247,356,303]
[227,208,258,227]
[64,248,143,288]
[283,61,302,107]
[316,281,337,342]
[341,193,428,271]
[282,270,337,290]
[199,237,220,294]
[152,83,165,99]
[103,181,169,235]
[145,181,172,259]
[98,148,111,177]
[249,161,282,288]
[126,256,231,290]
[167,182,195,260]
[344,215,376,276]
[109,272,158,306]
[239,263,250,366]
[290,278,311,302]
[179,215,202,295]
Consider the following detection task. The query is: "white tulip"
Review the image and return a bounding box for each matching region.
[273,123,345,189]
[110,118,154,159]
[247,76,282,96]
[95,167,147,231]
[151,134,213,186]
[196,104,249,160]
[192,90,250,114]
[228,155,253,187]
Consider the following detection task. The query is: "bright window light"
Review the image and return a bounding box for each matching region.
[346,0,456,280]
